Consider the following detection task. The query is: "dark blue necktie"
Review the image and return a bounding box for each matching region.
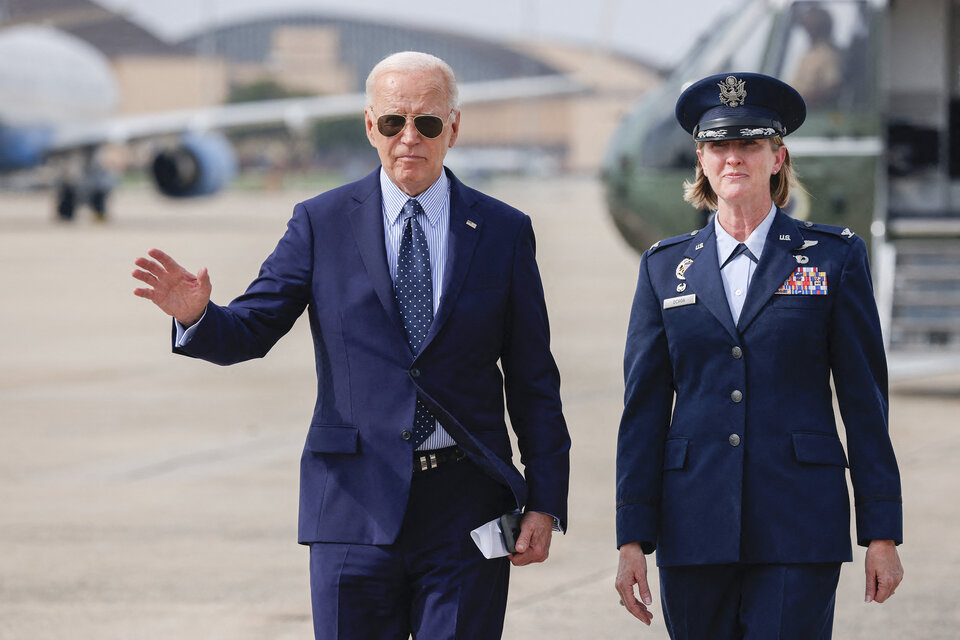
[721,242,758,269]
[395,199,436,448]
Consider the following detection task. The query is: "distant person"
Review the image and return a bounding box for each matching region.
[614,72,903,639]
[790,4,842,108]
[132,51,570,640]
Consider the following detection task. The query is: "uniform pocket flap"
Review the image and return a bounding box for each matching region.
[792,432,848,467]
[663,438,689,470]
[306,424,359,454]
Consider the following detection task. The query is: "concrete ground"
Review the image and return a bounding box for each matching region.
[1,176,957,639]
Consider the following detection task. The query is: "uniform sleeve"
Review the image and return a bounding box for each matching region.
[616,252,675,551]
[173,202,314,365]
[828,237,903,545]
[500,216,571,530]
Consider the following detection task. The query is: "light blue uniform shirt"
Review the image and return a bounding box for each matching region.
[714,203,776,324]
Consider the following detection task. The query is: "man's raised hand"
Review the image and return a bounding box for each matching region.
[132,248,211,327]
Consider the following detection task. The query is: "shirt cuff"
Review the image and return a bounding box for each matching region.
[174,309,206,347]
[529,510,564,533]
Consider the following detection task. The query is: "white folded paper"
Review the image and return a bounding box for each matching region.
[470,516,511,558]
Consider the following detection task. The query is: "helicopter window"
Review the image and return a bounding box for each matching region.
[726,14,774,73]
[776,1,872,112]
[638,112,697,170]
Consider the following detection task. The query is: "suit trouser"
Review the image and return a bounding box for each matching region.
[659,562,842,640]
[308,457,514,640]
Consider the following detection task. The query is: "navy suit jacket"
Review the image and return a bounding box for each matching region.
[175,167,570,545]
[616,210,902,567]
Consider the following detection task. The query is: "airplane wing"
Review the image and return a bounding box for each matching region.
[47,74,586,152]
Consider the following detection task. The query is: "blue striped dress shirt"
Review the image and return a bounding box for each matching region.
[380,168,455,451]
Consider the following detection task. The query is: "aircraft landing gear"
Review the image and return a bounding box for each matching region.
[56,183,77,221]
[90,188,108,222]
[53,147,114,222]
[54,171,113,221]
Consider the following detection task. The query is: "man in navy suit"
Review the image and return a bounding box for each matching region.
[614,73,903,639]
[133,51,570,640]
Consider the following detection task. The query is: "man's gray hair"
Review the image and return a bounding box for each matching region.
[365,51,460,113]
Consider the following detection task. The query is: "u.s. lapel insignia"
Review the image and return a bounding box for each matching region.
[779,234,791,241]
[695,242,704,251]
[676,282,687,293]
[466,220,477,229]
[795,254,809,264]
[675,257,694,280]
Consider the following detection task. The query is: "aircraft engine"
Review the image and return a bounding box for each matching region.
[151,132,237,198]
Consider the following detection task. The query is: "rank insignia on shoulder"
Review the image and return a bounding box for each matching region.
[776,267,828,295]
[841,228,854,238]
[649,241,661,250]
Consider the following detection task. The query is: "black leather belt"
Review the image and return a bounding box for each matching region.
[413,446,467,473]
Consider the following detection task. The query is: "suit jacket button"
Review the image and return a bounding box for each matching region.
[731,390,743,403]
[401,430,412,441]
[411,368,421,378]
[728,433,741,447]
[731,346,743,359]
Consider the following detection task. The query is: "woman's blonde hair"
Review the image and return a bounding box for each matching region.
[682,137,800,210]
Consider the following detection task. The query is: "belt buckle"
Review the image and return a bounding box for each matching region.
[417,452,439,472]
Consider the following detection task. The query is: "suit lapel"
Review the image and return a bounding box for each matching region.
[682,224,740,341]
[737,210,803,333]
[347,172,405,334]
[419,171,481,353]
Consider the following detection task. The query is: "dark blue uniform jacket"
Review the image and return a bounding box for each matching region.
[616,209,902,567]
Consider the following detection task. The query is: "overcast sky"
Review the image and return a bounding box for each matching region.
[97,0,745,67]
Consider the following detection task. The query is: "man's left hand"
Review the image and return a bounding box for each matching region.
[865,539,904,603]
[509,511,553,566]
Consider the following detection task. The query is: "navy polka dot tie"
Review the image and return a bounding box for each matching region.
[395,199,436,447]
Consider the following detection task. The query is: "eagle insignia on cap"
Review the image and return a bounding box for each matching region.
[718,76,746,108]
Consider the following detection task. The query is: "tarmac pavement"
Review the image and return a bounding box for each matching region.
[1,176,957,639]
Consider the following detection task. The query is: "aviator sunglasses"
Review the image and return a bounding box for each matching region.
[374,111,450,139]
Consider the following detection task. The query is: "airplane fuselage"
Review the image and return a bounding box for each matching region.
[0,25,117,170]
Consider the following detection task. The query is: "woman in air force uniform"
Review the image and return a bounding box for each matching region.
[613,72,903,640]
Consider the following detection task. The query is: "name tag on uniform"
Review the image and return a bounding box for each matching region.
[663,294,696,309]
